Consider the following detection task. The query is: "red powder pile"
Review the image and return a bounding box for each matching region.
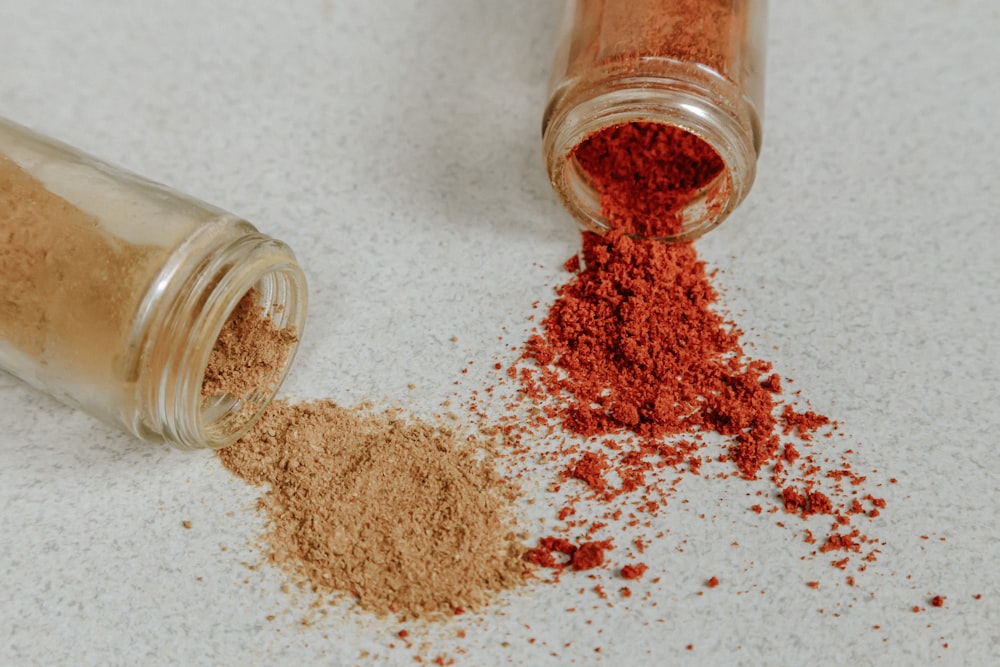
[572,122,726,238]
[523,231,778,479]
[484,122,887,587]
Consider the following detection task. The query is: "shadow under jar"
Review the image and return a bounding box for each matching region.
[543,0,768,242]
[0,117,307,450]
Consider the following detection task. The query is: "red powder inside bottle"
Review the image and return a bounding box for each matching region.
[572,122,726,238]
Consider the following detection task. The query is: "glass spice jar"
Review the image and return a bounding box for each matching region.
[542,0,768,241]
[0,117,307,450]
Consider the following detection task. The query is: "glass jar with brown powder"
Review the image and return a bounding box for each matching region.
[543,0,768,241]
[0,117,307,450]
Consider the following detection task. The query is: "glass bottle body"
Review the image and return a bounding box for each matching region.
[543,0,768,241]
[0,117,307,450]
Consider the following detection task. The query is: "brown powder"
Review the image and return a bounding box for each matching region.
[0,153,159,374]
[218,399,529,620]
[201,288,297,399]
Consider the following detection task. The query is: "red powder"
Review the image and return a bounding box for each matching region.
[620,563,649,580]
[524,230,779,478]
[507,226,887,576]
[706,576,720,588]
[931,595,946,608]
[525,537,578,570]
[571,451,610,494]
[476,108,888,590]
[572,123,725,238]
[781,406,831,441]
[572,540,613,571]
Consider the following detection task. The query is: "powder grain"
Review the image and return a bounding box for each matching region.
[218,400,528,620]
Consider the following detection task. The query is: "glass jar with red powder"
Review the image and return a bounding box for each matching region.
[542,0,768,241]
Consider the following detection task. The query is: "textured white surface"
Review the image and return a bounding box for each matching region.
[1,1,998,665]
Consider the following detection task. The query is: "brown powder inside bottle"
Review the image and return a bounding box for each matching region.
[0,153,159,375]
[218,399,529,620]
[201,288,298,400]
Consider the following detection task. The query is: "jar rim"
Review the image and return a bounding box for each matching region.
[127,218,308,450]
[543,63,761,242]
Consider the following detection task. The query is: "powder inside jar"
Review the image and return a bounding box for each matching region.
[572,122,726,238]
[0,153,159,379]
[201,288,297,400]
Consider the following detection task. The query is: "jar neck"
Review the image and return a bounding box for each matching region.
[543,59,762,242]
[126,217,307,450]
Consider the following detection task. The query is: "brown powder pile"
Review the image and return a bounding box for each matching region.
[218,399,529,619]
[0,153,159,374]
[201,288,297,399]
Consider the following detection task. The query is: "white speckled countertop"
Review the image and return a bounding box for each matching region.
[1,1,998,665]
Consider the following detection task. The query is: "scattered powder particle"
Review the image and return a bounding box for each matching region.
[780,405,831,441]
[571,540,612,571]
[525,537,578,571]
[620,563,649,580]
[931,596,946,608]
[181,520,192,530]
[706,576,720,589]
[218,399,529,620]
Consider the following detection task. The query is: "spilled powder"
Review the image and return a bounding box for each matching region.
[201,288,297,399]
[218,399,529,620]
[502,230,886,579]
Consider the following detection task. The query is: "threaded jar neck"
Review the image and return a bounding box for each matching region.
[127,217,307,450]
[543,59,762,242]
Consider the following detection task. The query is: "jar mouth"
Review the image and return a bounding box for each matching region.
[561,121,734,241]
[130,219,308,450]
[543,67,760,242]
[195,265,306,448]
